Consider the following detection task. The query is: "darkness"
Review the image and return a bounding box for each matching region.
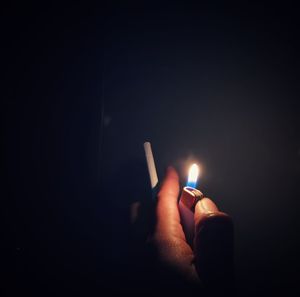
[4,3,299,296]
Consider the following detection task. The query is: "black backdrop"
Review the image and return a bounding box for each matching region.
[5,3,299,296]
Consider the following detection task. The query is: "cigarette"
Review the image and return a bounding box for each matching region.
[143,142,159,197]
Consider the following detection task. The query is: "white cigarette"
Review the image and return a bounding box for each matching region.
[144,142,158,190]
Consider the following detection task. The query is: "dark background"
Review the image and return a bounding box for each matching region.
[4,3,299,296]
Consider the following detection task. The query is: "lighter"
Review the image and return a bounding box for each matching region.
[179,163,203,245]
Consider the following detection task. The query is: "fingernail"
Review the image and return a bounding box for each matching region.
[166,166,173,172]
[198,198,219,214]
[166,166,177,177]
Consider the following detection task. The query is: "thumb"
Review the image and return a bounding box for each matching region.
[194,198,219,225]
[194,198,234,291]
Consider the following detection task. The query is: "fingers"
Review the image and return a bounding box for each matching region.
[155,167,184,241]
[194,198,234,291]
[194,198,219,225]
[154,167,199,284]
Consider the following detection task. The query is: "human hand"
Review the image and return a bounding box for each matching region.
[151,167,234,292]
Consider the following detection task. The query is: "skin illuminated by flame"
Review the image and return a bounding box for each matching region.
[188,163,199,185]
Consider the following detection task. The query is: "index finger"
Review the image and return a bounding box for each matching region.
[155,167,184,241]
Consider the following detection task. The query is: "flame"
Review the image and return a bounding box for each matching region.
[187,163,199,188]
